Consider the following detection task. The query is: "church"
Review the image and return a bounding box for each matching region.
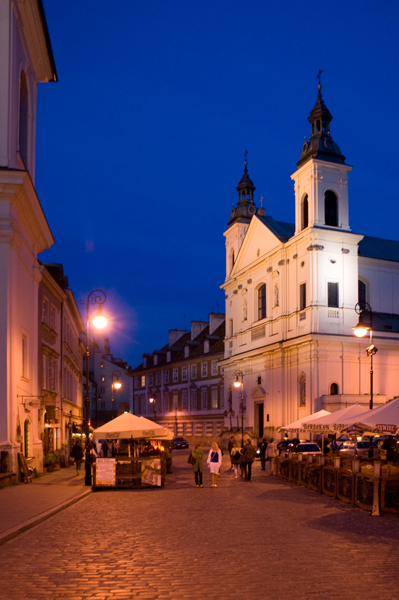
[221,81,399,440]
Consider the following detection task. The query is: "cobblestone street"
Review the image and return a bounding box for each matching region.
[1,450,399,600]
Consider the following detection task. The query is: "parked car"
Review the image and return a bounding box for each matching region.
[338,440,379,459]
[292,442,322,455]
[172,437,189,450]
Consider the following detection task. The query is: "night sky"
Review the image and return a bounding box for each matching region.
[36,0,399,368]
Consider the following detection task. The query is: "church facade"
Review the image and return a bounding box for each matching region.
[221,83,399,440]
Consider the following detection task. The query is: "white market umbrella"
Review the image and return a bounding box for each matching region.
[354,397,399,435]
[302,404,368,434]
[92,412,174,441]
[278,409,331,433]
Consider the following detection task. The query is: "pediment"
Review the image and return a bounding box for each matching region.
[251,386,266,398]
[231,216,284,276]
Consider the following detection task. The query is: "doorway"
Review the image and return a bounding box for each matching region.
[257,403,264,438]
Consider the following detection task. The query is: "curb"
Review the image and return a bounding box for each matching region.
[0,488,92,546]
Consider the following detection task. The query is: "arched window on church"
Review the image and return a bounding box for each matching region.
[358,280,366,309]
[299,374,306,407]
[19,71,29,168]
[330,383,339,395]
[230,249,235,273]
[301,194,308,230]
[325,190,338,227]
[258,284,266,320]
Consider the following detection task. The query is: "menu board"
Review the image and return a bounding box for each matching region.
[141,458,162,487]
[95,458,116,486]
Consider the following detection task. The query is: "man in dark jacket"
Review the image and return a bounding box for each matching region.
[71,439,83,475]
[241,439,256,481]
[258,438,268,470]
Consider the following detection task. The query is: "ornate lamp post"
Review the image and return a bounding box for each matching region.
[352,302,378,410]
[234,370,245,447]
[149,395,156,421]
[111,371,122,420]
[81,290,107,439]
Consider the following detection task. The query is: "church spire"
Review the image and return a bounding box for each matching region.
[297,72,346,168]
[228,151,256,226]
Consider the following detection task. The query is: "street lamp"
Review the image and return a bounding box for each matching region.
[234,370,245,447]
[149,396,156,421]
[81,290,107,440]
[352,302,378,410]
[111,370,122,420]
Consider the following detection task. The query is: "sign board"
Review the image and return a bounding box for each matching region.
[141,458,162,487]
[95,458,116,486]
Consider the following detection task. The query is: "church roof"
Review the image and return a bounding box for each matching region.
[257,215,295,242]
[358,235,399,262]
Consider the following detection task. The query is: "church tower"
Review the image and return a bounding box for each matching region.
[291,76,352,236]
[224,151,261,280]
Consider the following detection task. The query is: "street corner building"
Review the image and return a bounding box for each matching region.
[0,1,84,482]
[221,81,399,439]
[131,313,225,440]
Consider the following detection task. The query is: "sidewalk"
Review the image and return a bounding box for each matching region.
[0,466,91,546]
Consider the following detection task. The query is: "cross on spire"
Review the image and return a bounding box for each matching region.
[260,195,264,208]
[317,68,323,93]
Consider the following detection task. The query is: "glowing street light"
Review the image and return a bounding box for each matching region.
[149,396,156,421]
[352,302,378,410]
[234,370,245,447]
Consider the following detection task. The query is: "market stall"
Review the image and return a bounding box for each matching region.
[91,413,174,489]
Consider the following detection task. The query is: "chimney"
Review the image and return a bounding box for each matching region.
[209,313,225,335]
[169,329,187,346]
[191,321,208,341]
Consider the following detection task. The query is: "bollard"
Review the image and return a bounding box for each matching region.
[372,461,381,517]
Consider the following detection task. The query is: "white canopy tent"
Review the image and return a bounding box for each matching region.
[92,412,174,441]
[354,397,399,435]
[278,409,331,433]
[302,404,369,434]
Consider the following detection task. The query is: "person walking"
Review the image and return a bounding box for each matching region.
[227,435,235,469]
[70,439,83,475]
[191,443,204,487]
[207,442,222,487]
[266,438,278,476]
[258,438,268,471]
[240,439,256,481]
[230,440,241,478]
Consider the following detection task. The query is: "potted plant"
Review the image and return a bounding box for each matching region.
[43,452,57,472]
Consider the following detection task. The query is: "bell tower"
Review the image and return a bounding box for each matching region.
[224,151,257,280]
[291,73,352,236]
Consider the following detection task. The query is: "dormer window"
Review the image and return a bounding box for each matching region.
[184,346,189,358]
[167,351,171,363]
[204,340,210,353]
[154,355,158,366]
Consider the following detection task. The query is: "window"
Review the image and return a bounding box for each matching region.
[258,284,266,320]
[164,370,169,384]
[156,371,161,385]
[167,351,171,362]
[101,363,104,369]
[184,346,189,358]
[42,299,49,324]
[204,340,210,353]
[134,376,139,388]
[182,366,187,381]
[182,389,188,410]
[49,307,56,331]
[211,388,218,409]
[211,360,218,376]
[301,194,309,230]
[22,335,27,378]
[299,374,306,407]
[154,355,158,366]
[101,376,105,382]
[101,386,105,394]
[330,383,339,395]
[229,319,233,338]
[325,190,338,227]
[191,389,197,411]
[173,391,178,411]
[328,282,339,308]
[201,362,208,378]
[201,388,208,410]
[300,283,306,311]
[173,368,178,382]
[148,373,153,386]
[230,248,235,272]
[141,375,146,387]
[358,280,366,308]
[191,364,197,379]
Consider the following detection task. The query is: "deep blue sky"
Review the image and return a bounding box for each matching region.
[37,0,399,368]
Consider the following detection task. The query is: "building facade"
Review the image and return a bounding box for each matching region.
[132,313,225,439]
[221,83,399,439]
[39,264,85,465]
[0,0,57,477]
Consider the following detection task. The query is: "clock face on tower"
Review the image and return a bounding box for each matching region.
[324,138,334,150]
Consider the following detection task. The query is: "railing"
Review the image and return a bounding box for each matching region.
[275,452,399,516]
